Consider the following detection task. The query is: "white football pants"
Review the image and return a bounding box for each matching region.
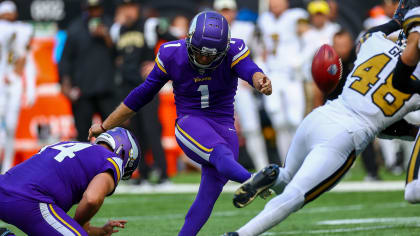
[236,107,361,236]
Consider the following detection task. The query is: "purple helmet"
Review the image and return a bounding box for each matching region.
[95,127,140,180]
[186,11,231,71]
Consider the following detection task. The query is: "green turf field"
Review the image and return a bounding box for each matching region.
[1,158,417,235]
[2,190,420,236]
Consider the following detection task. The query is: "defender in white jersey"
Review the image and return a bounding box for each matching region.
[226,3,420,235]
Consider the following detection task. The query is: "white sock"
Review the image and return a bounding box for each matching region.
[237,186,304,236]
[405,180,420,204]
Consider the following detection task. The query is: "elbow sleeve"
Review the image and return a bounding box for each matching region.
[366,20,400,36]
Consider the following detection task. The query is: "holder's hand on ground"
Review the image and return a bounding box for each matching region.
[101,220,127,236]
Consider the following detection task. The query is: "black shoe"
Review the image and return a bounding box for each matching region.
[0,228,15,236]
[222,232,238,236]
[233,164,280,208]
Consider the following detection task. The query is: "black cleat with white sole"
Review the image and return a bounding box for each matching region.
[233,164,280,208]
[0,228,15,236]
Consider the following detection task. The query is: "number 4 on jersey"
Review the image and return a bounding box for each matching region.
[350,53,413,116]
[39,142,91,162]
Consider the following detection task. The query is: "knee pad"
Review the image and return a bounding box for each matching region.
[405,181,420,204]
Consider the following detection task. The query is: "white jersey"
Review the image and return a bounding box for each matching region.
[258,8,308,72]
[320,32,420,147]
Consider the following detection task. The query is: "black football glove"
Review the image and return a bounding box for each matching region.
[378,119,419,141]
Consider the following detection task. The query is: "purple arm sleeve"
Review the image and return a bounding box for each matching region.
[232,56,263,87]
[123,65,169,112]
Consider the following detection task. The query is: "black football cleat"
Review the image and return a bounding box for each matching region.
[233,164,280,208]
[0,228,15,236]
[222,232,239,236]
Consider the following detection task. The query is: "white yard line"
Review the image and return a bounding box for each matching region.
[115,181,406,194]
[262,225,420,235]
[318,217,420,225]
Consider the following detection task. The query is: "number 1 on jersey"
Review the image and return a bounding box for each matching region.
[197,85,209,108]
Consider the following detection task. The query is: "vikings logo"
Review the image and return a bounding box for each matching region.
[327,64,338,76]
[128,149,135,167]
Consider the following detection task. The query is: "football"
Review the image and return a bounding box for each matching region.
[311,44,342,94]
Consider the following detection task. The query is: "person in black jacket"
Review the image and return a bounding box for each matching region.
[59,0,118,141]
[112,0,169,184]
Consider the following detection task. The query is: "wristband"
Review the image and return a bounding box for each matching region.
[100,124,107,132]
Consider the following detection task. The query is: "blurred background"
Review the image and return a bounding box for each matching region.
[0,0,417,186]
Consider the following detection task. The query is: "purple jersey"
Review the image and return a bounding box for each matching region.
[124,38,263,122]
[0,141,122,212]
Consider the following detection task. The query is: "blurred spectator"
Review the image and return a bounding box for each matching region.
[362,1,400,41]
[112,0,169,185]
[326,30,355,101]
[382,0,399,18]
[214,0,269,171]
[0,1,36,173]
[155,15,192,177]
[300,0,340,110]
[326,0,338,22]
[258,0,308,164]
[59,0,117,141]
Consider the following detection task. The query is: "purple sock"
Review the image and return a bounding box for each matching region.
[209,144,251,183]
[178,166,227,236]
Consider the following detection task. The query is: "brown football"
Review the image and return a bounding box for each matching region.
[311,44,342,95]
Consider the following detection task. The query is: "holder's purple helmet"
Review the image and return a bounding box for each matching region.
[186,11,231,71]
[95,127,140,180]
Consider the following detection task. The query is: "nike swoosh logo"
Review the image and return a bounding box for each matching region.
[239,44,244,50]
[228,128,236,132]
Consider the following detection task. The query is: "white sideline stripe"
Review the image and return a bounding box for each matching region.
[262,225,420,235]
[317,216,420,225]
[115,181,405,194]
